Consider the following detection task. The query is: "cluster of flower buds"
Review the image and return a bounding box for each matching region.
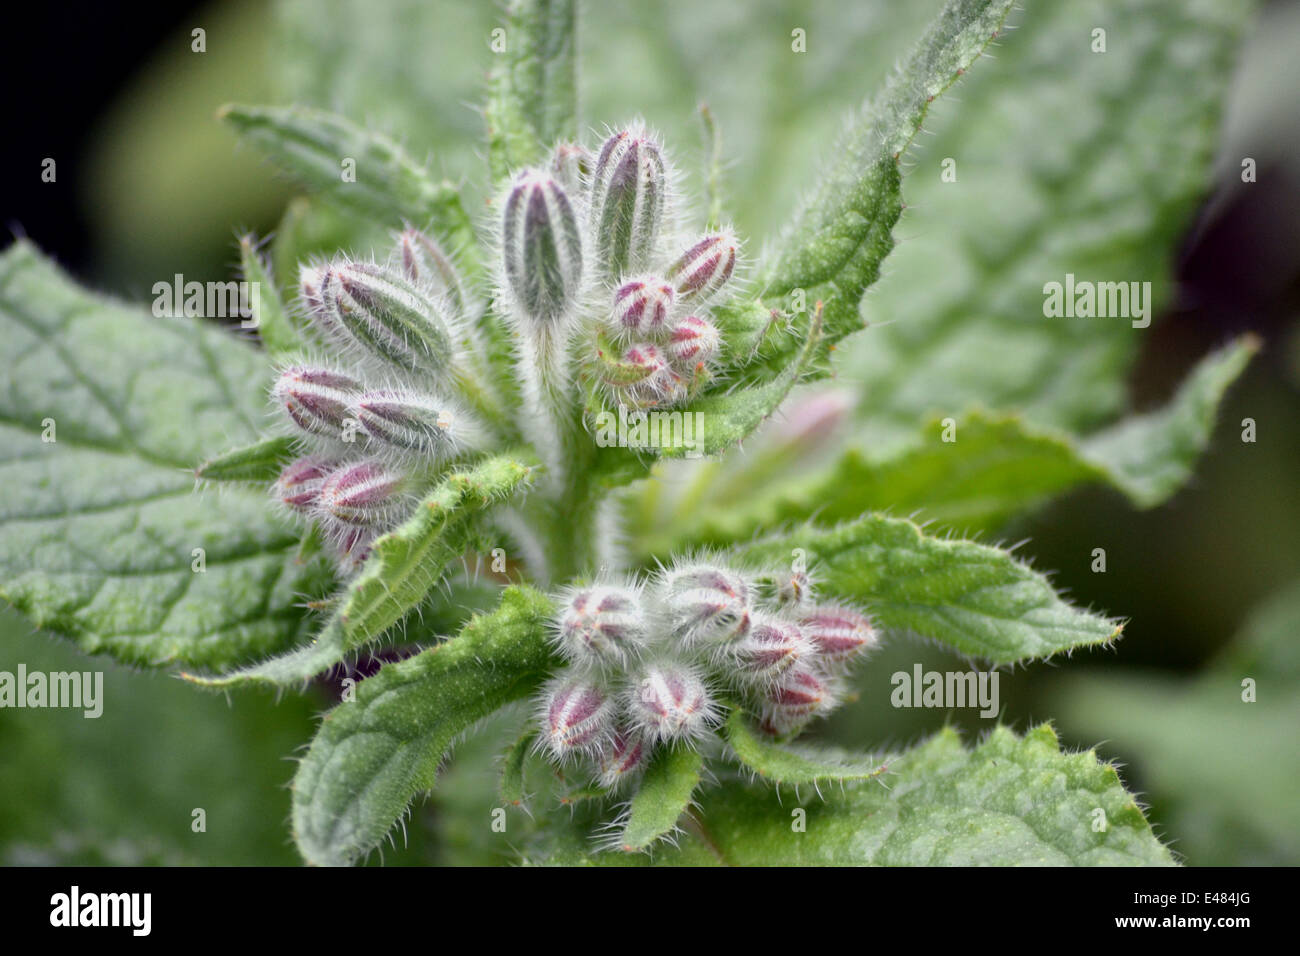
[269,228,494,571]
[535,557,878,790]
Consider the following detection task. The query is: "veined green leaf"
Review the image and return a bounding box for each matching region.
[736,514,1121,664]
[486,0,578,182]
[0,240,332,670]
[526,725,1174,866]
[238,233,303,357]
[292,586,556,866]
[618,745,703,852]
[500,728,536,808]
[723,709,888,786]
[195,435,296,484]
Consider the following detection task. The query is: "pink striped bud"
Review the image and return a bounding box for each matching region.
[298,263,345,343]
[549,141,591,195]
[327,261,457,375]
[761,664,839,736]
[334,525,376,574]
[352,388,479,458]
[538,676,614,760]
[271,366,362,441]
[274,456,340,513]
[556,584,648,669]
[626,661,716,743]
[612,275,675,339]
[799,604,878,667]
[395,227,467,317]
[595,727,649,790]
[665,314,720,368]
[667,231,738,303]
[613,343,687,408]
[659,564,751,646]
[316,460,406,528]
[502,170,584,326]
[725,612,813,685]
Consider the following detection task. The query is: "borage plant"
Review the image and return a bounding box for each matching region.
[1,0,1258,865]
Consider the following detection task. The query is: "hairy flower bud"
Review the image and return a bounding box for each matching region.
[606,342,687,408]
[666,231,737,303]
[665,314,720,369]
[502,170,584,325]
[271,366,361,441]
[316,460,406,528]
[725,612,813,685]
[538,675,614,760]
[626,660,716,743]
[761,664,838,736]
[326,261,455,374]
[274,456,339,512]
[595,727,649,790]
[352,388,480,458]
[334,525,376,573]
[800,604,878,666]
[612,275,675,340]
[589,128,667,279]
[395,227,467,316]
[555,584,648,669]
[549,141,591,195]
[659,564,751,646]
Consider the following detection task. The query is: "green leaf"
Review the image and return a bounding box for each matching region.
[723,709,888,786]
[238,234,303,357]
[749,0,1015,379]
[637,338,1257,554]
[195,435,296,483]
[220,103,480,271]
[0,240,332,670]
[736,514,1121,664]
[500,728,536,808]
[618,745,704,852]
[486,0,578,182]
[527,725,1173,865]
[291,586,556,866]
[840,0,1257,438]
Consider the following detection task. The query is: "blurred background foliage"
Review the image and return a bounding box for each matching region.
[1,0,1296,865]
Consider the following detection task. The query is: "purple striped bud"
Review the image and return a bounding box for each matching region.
[589,128,667,279]
[612,275,675,339]
[549,141,591,195]
[326,261,455,374]
[298,263,345,343]
[271,366,361,441]
[395,227,467,317]
[316,460,406,528]
[609,343,686,408]
[595,727,649,790]
[352,388,479,458]
[334,525,376,573]
[502,170,584,325]
[626,661,716,743]
[799,604,878,667]
[274,456,340,513]
[667,231,738,303]
[538,676,614,760]
[761,664,839,736]
[556,584,648,669]
[660,564,751,646]
[665,314,720,369]
[725,612,813,685]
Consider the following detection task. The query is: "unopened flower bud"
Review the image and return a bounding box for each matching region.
[612,275,675,339]
[274,456,339,512]
[595,727,649,790]
[395,227,467,317]
[665,314,720,368]
[538,675,614,760]
[555,584,648,669]
[271,366,362,441]
[327,261,456,374]
[667,231,738,303]
[502,170,584,325]
[298,263,344,342]
[316,460,407,528]
[659,564,751,646]
[725,612,813,685]
[549,141,591,195]
[333,525,376,574]
[606,343,687,408]
[589,128,667,279]
[626,661,716,743]
[800,604,878,666]
[352,388,480,458]
[761,664,838,736]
